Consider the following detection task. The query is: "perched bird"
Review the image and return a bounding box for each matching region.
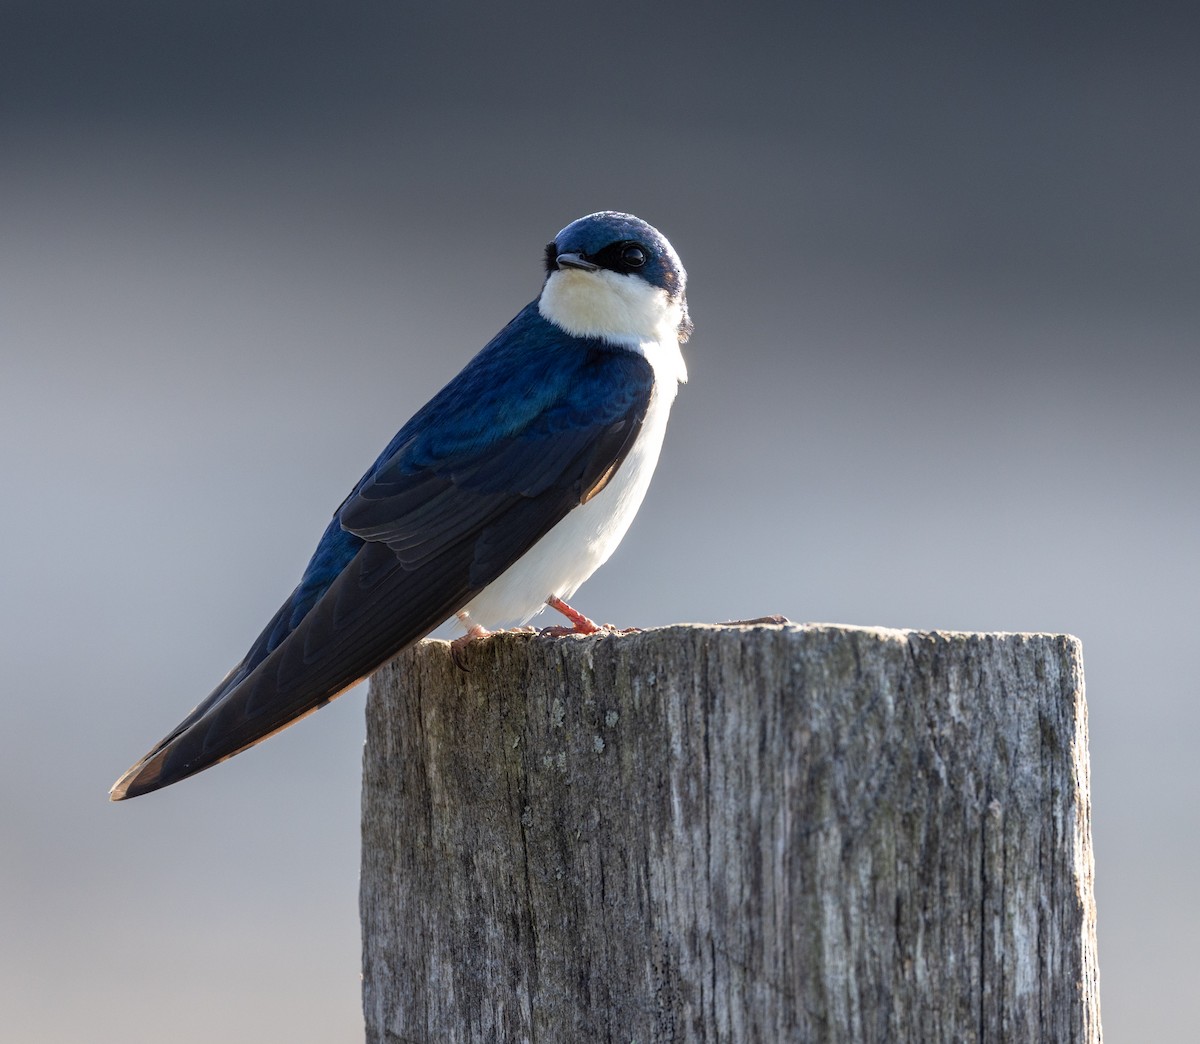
[111,211,690,800]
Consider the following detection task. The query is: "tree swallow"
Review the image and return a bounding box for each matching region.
[111,211,690,800]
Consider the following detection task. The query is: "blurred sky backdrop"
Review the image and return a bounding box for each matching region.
[2,2,1197,1040]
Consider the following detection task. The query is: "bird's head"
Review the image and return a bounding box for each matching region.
[539,212,692,347]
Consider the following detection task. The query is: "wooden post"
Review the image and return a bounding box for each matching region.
[360,624,1101,1043]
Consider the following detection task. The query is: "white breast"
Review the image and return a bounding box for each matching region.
[459,268,687,628]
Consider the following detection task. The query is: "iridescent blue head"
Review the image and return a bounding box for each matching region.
[540,211,692,345]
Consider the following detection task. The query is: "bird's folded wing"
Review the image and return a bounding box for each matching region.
[111,346,655,797]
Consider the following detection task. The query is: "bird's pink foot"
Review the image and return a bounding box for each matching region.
[450,623,490,671]
[450,620,540,669]
[545,595,601,634]
[539,595,641,637]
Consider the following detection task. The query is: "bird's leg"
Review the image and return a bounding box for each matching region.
[540,594,644,637]
[450,615,490,671]
[541,594,602,635]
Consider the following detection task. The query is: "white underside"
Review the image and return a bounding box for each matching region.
[460,378,675,628]
[459,267,686,629]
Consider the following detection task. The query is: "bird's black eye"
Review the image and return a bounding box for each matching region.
[621,245,646,268]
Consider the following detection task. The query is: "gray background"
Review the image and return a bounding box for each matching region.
[3,3,1195,1039]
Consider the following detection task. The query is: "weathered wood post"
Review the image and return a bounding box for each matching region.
[360,623,1101,1043]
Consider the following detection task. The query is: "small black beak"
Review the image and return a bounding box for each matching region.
[555,252,600,272]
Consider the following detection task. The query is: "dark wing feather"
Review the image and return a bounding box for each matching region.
[111,326,655,799]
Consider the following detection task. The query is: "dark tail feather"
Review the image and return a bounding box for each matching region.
[109,541,471,799]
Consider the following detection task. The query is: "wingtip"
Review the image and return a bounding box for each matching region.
[109,767,145,801]
[108,751,170,801]
[108,767,144,801]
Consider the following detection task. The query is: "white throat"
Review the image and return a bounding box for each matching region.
[459,266,689,629]
[538,269,688,384]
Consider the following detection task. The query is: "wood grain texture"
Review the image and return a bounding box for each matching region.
[360,623,1101,1043]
